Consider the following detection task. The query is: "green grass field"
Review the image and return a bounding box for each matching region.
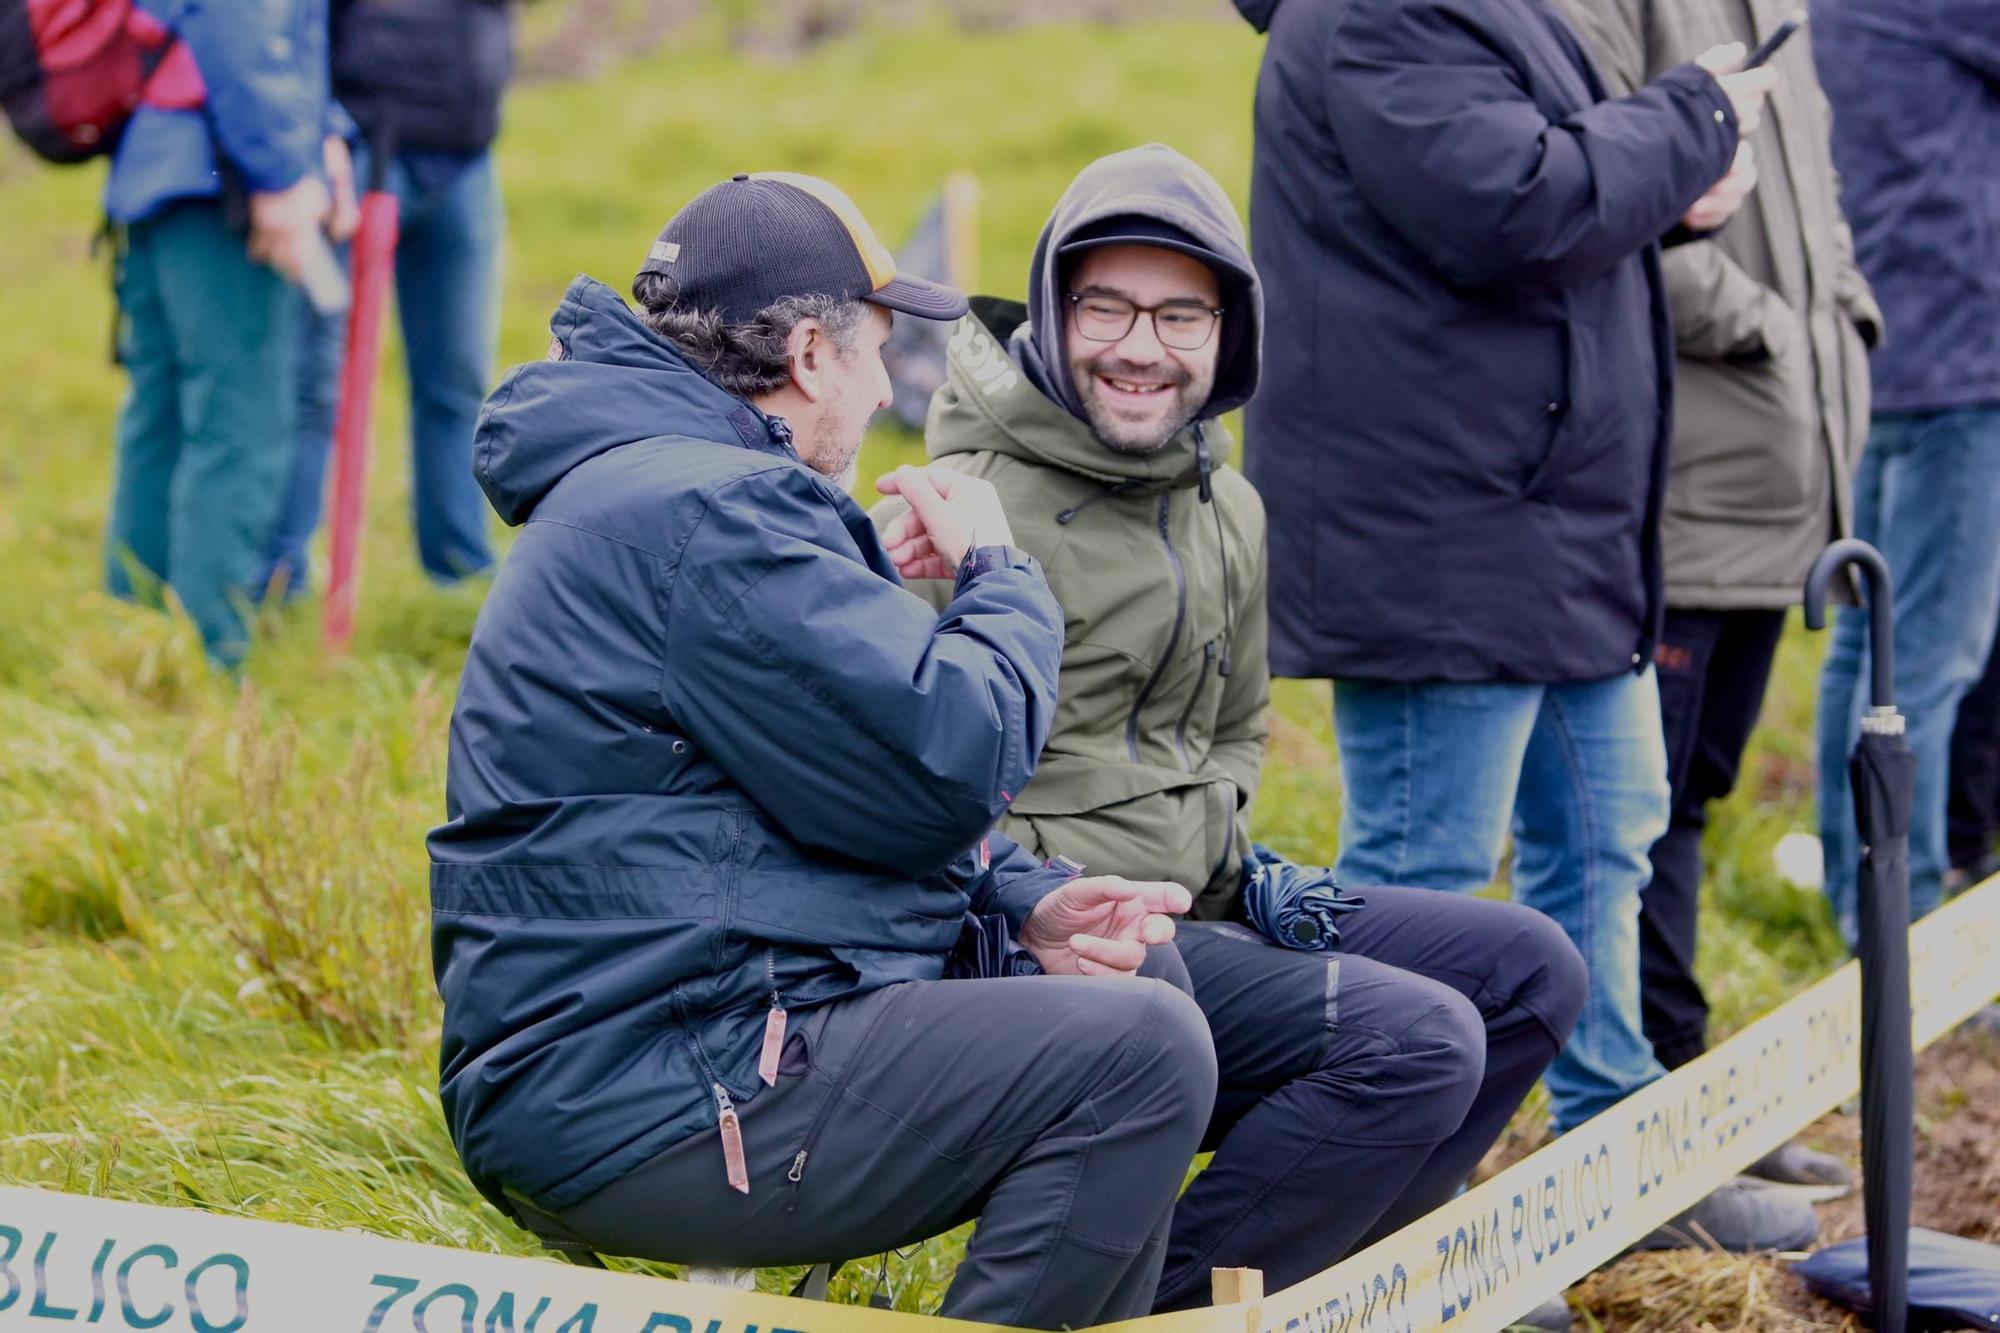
[0,16,1849,1317]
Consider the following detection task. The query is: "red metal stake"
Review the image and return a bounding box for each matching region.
[322,189,400,654]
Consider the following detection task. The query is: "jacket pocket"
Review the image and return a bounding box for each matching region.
[1668,301,1817,522]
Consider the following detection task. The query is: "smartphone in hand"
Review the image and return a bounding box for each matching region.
[1746,8,1807,68]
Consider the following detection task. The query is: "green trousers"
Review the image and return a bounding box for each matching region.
[106,201,299,667]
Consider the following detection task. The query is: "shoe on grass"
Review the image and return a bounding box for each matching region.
[1631,1178,1819,1253]
[1744,1137,1853,1192]
[1504,1292,1574,1331]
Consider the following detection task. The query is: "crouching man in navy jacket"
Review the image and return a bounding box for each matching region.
[427,173,1217,1331]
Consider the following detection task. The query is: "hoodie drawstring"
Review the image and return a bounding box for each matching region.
[1195,423,1235,678]
[1056,479,1140,525]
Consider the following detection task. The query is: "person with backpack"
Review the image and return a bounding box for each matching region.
[37,0,353,668]
[261,0,516,597]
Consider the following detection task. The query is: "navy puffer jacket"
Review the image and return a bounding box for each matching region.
[1234,0,1738,683]
[429,276,1069,1217]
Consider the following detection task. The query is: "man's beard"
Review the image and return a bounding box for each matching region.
[806,409,865,487]
[1072,355,1209,454]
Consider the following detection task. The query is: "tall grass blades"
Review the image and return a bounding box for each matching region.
[171,686,446,1051]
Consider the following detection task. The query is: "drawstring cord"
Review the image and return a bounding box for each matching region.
[1195,422,1235,678]
[1055,478,1139,525]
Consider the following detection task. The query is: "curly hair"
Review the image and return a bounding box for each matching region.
[630,270,870,398]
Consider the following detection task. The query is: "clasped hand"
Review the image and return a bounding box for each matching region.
[1020,876,1193,978]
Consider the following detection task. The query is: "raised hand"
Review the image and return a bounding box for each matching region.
[1696,41,1778,138]
[875,464,1016,580]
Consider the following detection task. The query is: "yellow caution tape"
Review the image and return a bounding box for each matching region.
[4,874,1996,1333]
[1223,871,2000,1333]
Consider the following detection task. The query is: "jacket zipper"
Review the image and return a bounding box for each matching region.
[1173,641,1216,773]
[785,1033,871,1210]
[1207,778,1239,891]
[785,1069,848,1207]
[1127,492,1187,764]
[713,1082,749,1194]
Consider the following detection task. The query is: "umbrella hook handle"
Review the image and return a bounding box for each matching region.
[1804,537,1895,710]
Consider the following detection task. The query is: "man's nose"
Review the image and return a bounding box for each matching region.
[1114,312,1168,364]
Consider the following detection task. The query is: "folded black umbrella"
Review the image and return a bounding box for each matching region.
[1794,1228,2000,1331]
[1807,538,1918,1333]
[1241,844,1366,951]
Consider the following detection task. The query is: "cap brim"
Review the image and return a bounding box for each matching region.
[1058,233,1256,289]
[865,273,969,321]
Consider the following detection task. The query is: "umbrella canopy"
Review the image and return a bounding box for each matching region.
[1807,538,1916,1333]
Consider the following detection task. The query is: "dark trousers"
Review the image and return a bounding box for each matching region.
[1153,888,1587,1310]
[1948,597,2000,874]
[1640,608,1785,1070]
[540,975,1216,1332]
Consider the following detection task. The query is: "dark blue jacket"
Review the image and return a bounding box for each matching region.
[332,0,514,154]
[1234,0,1737,683]
[106,0,335,224]
[1814,0,2000,415]
[429,276,1070,1217]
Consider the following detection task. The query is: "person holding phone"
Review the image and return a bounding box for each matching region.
[101,0,356,669]
[1231,0,1814,1268]
[1556,0,1879,1192]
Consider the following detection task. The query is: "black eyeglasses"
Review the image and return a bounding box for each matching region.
[1066,291,1224,351]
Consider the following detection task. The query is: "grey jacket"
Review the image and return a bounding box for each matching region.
[1561,0,1882,610]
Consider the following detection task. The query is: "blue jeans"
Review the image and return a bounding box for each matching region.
[262,145,500,594]
[1332,670,1671,1132]
[1818,408,2000,942]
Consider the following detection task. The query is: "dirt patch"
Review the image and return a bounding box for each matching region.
[1569,1027,2000,1331]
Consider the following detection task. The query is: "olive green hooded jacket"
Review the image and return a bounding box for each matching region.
[877,145,1269,918]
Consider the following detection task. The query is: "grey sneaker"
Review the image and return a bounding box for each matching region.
[1631,1178,1819,1253]
[1505,1292,1574,1331]
[1744,1138,1853,1192]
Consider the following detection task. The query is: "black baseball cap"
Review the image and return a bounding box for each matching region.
[1057,215,1255,293]
[637,172,968,325]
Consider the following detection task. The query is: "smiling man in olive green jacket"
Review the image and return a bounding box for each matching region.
[873,145,1588,1327]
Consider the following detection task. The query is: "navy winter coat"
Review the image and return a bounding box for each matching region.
[429,276,1070,1218]
[1814,0,2000,415]
[332,0,515,154]
[1234,0,1739,683]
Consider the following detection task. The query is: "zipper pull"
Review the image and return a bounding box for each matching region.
[788,1149,808,1183]
[714,1084,750,1194]
[759,995,788,1087]
[1194,423,1214,503]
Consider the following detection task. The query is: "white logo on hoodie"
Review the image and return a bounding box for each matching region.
[949,318,1021,399]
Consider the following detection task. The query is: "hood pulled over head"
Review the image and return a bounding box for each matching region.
[1016,143,1262,424]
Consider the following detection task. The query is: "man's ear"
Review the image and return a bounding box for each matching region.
[786,318,829,404]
